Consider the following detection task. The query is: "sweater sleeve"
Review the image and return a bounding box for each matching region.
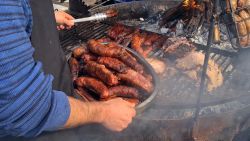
[0,0,70,137]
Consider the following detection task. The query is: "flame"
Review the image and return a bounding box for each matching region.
[182,0,201,10]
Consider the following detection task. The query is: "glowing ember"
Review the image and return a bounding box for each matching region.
[182,0,203,11]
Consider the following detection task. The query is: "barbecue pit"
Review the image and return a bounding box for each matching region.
[58,0,250,140]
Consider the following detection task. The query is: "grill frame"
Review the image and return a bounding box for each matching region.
[59,1,250,121]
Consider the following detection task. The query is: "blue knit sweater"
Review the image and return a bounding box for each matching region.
[0,0,70,137]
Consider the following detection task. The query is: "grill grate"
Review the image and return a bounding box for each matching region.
[60,20,250,120]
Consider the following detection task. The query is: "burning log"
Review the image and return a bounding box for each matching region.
[160,0,212,37]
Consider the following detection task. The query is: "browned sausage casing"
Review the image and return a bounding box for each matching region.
[85,61,119,86]
[97,57,129,73]
[69,57,79,81]
[109,86,139,99]
[73,45,88,58]
[75,77,109,99]
[88,39,123,57]
[81,53,97,64]
[118,69,153,93]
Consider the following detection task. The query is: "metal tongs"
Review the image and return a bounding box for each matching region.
[72,9,118,23]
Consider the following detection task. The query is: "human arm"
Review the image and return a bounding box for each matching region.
[64,97,136,132]
[0,1,135,137]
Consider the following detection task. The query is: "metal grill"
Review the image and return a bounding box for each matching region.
[56,1,250,140]
[60,21,250,121]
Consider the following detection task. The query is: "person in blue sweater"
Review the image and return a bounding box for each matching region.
[0,0,136,138]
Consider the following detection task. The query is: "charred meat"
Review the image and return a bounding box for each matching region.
[72,44,88,58]
[97,57,129,73]
[69,57,80,81]
[85,61,119,86]
[88,39,124,57]
[81,53,97,64]
[164,37,196,60]
[118,69,153,93]
[75,77,109,99]
[107,24,133,41]
[109,85,139,99]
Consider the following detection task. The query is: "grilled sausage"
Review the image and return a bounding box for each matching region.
[97,57,129,73]
[75,77,109,99]
[72,45,88,58]
[118,69,153,93]
[69,57,79,81]
[109,86,139,99]
[85,61,119,86]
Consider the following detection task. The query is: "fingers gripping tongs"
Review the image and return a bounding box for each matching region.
[72,9,118,23]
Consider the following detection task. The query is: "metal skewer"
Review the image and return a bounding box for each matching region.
[191,0,220,139]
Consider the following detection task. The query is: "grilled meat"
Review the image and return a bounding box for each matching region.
[72,44,88,58]
[143,46,153,57]
[74,88,96,102]
[145,58,167,75]
[118,69,153,93]
[164,37,195,60]
[144,33,161,46]
[81,53,97,64]
[175,51,223,92]
[107,24,133,41]
[85,61,119,86]
[88,39,123,57]
[75,77,109,99]
[109,86,139,99]
[96,37,112,43]
[97,57,129,73]
[69,57,80,81]
[119,51,144,74]
[153,36,168,49]
[88,40,144,73]
[131,31,146,56]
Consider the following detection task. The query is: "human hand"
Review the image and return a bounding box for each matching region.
[55,11,74,30]
[100,98,136,132]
